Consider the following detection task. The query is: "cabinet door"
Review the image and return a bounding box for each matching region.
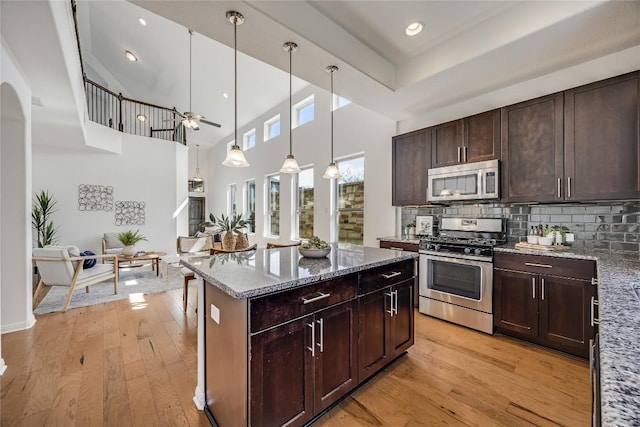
[538,275,596,358]
[464,109,501,163]
[493,269,538,338]
[501,93,564,203]
[392,129,431,206]
[250,316,314,427]
[314,301,357,413]
[564,72,640,201]
[358,288,392,382]
[390,279,414,357]
[431,120,464,167]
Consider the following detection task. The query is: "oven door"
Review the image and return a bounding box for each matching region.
[419,253,493,314]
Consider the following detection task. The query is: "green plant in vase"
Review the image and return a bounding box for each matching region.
[118,229,147,256]
[32,190,59,248]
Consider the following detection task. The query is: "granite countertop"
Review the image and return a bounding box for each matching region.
[181,244,418,299]
[495,243,640,425]
[377,236,421,245]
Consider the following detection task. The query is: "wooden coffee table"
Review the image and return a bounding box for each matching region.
[117,251,167,277]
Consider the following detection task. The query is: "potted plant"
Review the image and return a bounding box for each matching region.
[404,220,416,239]
[118,229,147,256]
[32,190,58,248]
[203,213,251,250]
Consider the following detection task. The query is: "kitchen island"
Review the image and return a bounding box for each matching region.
[181,244,418,427]
[494,244,640,426]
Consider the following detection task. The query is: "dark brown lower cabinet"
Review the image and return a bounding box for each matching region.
[359,278,414,382]
[250,300,357,427]
[494,253,597,358]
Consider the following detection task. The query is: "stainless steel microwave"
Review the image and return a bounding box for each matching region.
[427,159,499,202]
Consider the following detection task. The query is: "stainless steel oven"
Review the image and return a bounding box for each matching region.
[418,217,505,334]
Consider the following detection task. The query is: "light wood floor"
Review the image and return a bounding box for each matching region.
[1,289,590,426]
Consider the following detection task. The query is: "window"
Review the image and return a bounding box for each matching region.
[293,95,314,128]
[243,129,256,150]
[336,156,364,245]
[245,179,256,233]
[296,168,314,239]
[229,184,237,217]
[266,174,280,237]
[226,140,234,153]
[264,114,280,141]
[333,94,351,110]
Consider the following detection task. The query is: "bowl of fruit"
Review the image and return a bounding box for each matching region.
[299,236,331,258]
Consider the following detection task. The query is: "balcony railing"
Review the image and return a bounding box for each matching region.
[84,78,186,145]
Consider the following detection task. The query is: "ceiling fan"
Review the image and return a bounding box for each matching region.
[177,29,221,130]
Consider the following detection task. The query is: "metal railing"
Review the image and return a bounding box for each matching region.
[84,78,186,145]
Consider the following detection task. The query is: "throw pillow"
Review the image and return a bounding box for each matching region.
[80,250,97,269]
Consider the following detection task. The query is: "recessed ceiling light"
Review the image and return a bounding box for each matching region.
[139,18,147,26]
[125,50,138,62]
[222,92,229,99]
[136,114,147,122]
[405,21,424,36]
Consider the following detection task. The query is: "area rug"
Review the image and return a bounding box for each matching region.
[33,266,184,315]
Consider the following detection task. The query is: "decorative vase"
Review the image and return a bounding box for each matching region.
[235,233,249,250]
[122,245,136,257]
[222,232,236,250]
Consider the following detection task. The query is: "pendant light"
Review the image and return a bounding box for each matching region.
[323,65,341,179]
[192,144,204,182]
[279,42,301,174]
[222,11,250,168]
[183,29,199,131]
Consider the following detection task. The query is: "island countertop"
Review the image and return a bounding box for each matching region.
[180,244,418,299]
[495,244,640,425]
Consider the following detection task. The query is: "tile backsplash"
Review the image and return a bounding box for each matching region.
[402,201,640,254]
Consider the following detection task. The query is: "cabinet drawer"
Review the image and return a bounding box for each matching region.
[359,260,414,295]
[250,275,357,333]
[379,241,419,252]
[494,253,596,280]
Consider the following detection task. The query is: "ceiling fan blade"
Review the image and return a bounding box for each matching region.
[200,118,221,128]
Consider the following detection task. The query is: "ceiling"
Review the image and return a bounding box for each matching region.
[7,1,640,150]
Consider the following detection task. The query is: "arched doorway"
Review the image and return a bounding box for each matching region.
[1,82,34,350]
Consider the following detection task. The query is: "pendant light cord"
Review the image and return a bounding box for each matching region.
[234,19,238,149]
[188,29,193,112]
[330,70,334,162]
[289,46,293,156]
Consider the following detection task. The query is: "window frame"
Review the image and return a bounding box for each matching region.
[263,114,281,141]
[265,174,281,237]
[334,155,365,245]
[293,95,315,128]
[244,179,256,234]
[243,128,256,150]
[229,183,238,217]
[295,167,314,240]
[332,93,351,110]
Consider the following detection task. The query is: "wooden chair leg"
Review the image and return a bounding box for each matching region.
[183,276,190,313]
[62,284,77,312]
[32,278,52,310]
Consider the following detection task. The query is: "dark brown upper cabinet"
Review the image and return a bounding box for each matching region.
[431,109,501,168]
[392,128,431,206]
[564,71,640,201]
[501,93,564,203]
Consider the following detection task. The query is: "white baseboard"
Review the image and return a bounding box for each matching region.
[1,315,36,334]
[193,385,205,410]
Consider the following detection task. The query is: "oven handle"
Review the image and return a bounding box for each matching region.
[419,253,493,268]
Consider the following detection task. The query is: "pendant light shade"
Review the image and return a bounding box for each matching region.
[279,41,301,174]
[192,144,204,182]
[323,65,341,179]
[222,11,250,168]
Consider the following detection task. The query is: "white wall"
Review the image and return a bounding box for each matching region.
[208,84,396,248]
[1,38,35,346]
[32,130,189,256]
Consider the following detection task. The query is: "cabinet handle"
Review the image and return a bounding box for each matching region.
[463,146,467,163]
[381,271,402,279]
[301,292,330,304]
[532,278,536,299]
[457,146,461,163]
[567,176,572,198]
[524,262,553,268]
[388,247,404,251]
[557,178,562,198]
[316,318,324,353]
[541,278,545,301]
[393,290,398,315]
[591,297,600,326]
[385,292,394,316]
[306,322,316,356]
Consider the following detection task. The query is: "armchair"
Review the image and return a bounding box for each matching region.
[102,232,123,262]
[33,246,118,312]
